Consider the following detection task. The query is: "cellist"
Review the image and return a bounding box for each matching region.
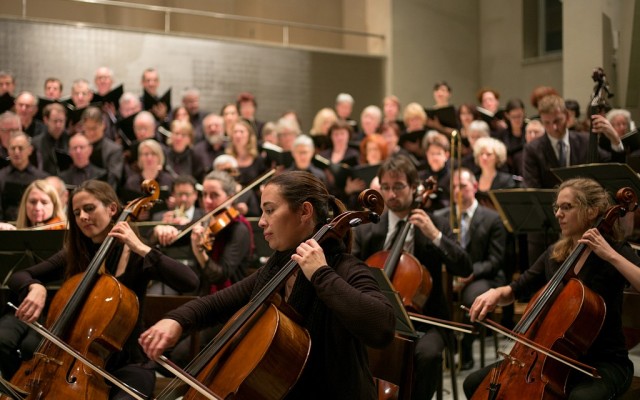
[7,180,199,399]
[352,155,472,399]
[141,171,396,399]
[465,178,640,399]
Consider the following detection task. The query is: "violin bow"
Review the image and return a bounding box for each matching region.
[460,306,601,379]
[7,303,150,400]
[167,168,276,245]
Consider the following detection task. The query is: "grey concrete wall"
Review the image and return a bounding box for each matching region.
[0,19,384,132]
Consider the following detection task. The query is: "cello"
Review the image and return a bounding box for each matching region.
[471,186,638,400]
[154,189,385,400]
[365,177,437,312]
[1,180,160,400]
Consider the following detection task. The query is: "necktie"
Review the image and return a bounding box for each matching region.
[557,141,566,167]
[385,219,406,250]
[460,212,470,248]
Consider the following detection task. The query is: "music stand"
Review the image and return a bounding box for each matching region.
[0,230,65,286]
[551,163,640,199]
[488,188,560,235]
[369,268,417,337]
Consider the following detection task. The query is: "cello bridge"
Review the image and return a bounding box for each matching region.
[498,351,525,368]
[33,352,63,366]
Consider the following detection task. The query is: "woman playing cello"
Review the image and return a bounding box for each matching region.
[141,171,396,399]
[7,180,198,399]
[465,178,640,399]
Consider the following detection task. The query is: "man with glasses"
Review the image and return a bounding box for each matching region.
[352,155,471,400]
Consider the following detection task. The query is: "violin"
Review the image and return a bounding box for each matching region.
[28,215,67,231]
[154,189,385,400]
[167,168,275,246]
[199,206,240,251]
[365,177,437,312]
[471,187,637,400]
[2,180,160,400]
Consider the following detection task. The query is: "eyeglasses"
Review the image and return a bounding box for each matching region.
[552,203,575,213]
[380,183,409,193]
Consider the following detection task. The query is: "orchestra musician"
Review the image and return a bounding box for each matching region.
[465,178,640,399]
[352,155,471,400]
[6,180,198,398]
[152,170,254,368]
[140,171,396,399]
[0,179,65,231]
[0,179,66,379]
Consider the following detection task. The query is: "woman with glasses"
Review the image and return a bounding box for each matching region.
[465,178,640,399]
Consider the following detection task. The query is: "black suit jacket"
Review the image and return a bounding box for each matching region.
[435,205,506,283]
[352,211,471,319]
[522,131,614,189]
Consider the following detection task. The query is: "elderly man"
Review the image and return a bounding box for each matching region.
[0,111,21,162]
[335,92,358,132]
[15,92,46,138]
[178,88,206,142]
[193,113,226,173]
[32,102,69,175]
[0,132,49,220]
[60,133,107,186]
[94,66,114,97]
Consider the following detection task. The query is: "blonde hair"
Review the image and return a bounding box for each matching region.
[403,102,427,126]
[226,119,258,158]
[473,137,507,167]
[137,139,165,170]
[16,179,66,228]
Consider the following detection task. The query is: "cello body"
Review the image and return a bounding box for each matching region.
[365,250,432,313]
[4,274,138,400]
[181,302,310,400]
[471,278,605,400]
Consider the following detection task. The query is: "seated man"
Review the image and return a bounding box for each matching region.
[434,167,507,370]
[352,155,471,399]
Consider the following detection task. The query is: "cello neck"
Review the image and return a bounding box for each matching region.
[48,209,133,337]
[382,218,412,278]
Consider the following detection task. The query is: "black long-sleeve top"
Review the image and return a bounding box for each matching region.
[165,240,395,399]
[8,247,199,368]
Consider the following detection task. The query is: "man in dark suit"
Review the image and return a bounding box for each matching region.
[81,106,123,189]
[32,102,70,176]
[435,167,507,370]
[523,94,623,189]
[353,155,471,400]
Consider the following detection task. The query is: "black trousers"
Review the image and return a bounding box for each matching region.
[463,358,633,399]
